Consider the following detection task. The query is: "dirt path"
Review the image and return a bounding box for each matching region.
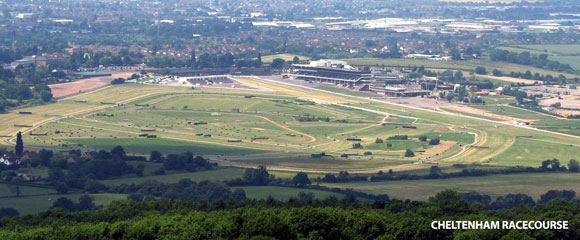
[257,116,317,143]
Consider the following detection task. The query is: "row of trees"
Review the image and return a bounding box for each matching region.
[312,159,579,185]
[490,49,576,73]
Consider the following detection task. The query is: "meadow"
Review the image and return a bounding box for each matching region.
[512,44,580,71]
[237,186,348,200]
[322,172,580,201]
[470,105,556,120]
[0,193,128,215]
[342,57,580,79]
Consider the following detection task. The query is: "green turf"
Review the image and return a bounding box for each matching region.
[315,86,376,97]
[365,139,427,151]
[471,105,555,120]
[321,172,580,201]
[0,184,56,197]
[238,186,346,200]
[515,44,580,55]
[416,131,475,145]
[480,95,517,105]
[492,138,580,165]
[440,108,502,121]
[100,168,246,185]
[532,119,580,137]
[0,193,128,215]
[67,138,266,155]
[258,54,310,64]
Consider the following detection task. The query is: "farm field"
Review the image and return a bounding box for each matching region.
[322,172,580,201]
[515,44,580,55]
[99,167,246,185]
[0,184,56,197]
[0,193,128,215]
[342,57,580,79]
[237,186,348,200]
[511,44,580,71]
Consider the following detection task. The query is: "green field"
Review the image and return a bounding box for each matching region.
[322,172,580,201]
[512,44,580,71]
[532,119,580,137]
[342,57,580,79]
[515,44,580,55]
[99,167,246,185]
[3,75,580,174]
[366,139,427,151]
[471,105,556,120]
[492,138,580,165]
[315,86,376,97]
[0,193,128,215]
[480,95,516,105]
[440,108,502,121]
[259,54,311,64]
[238,186,347,200]
[68,138,266,156]
[0,184,56,197]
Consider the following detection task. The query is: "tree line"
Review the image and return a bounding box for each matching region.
[0,189,578,239]
[490,49,576,74]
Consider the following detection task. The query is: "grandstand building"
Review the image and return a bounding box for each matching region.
[291,59,373,85]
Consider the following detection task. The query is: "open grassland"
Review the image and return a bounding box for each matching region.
[480,95,517,105]
[515,44,580,55]
[6,74,580,173]
[439,108,503,121]
[68,138,265,155]
[322,172,580,201]
[0,193,128,215]
[259,54,311,64]
[549,55,580,71]
[0,85,193,140]
[342,57,580,79]
[238,186,347,200]
[510,44,580,71]
[100,167,246,185]
[492,138,580,165]
[0,184,56,197]
[471,105,556,120]
[315,86,376,97]
[535,119,580,136]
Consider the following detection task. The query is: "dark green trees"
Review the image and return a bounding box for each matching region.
[404,149,414,157]
[15,131,23,156]
[292,172,311,187]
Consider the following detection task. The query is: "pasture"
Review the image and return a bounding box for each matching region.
[321,172,580,201]
[0,193,128,215]
[342,57,580,79]
[238,186,348,200]
[512,44,580,71]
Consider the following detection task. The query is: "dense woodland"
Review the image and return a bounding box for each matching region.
[0,190,578,239]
